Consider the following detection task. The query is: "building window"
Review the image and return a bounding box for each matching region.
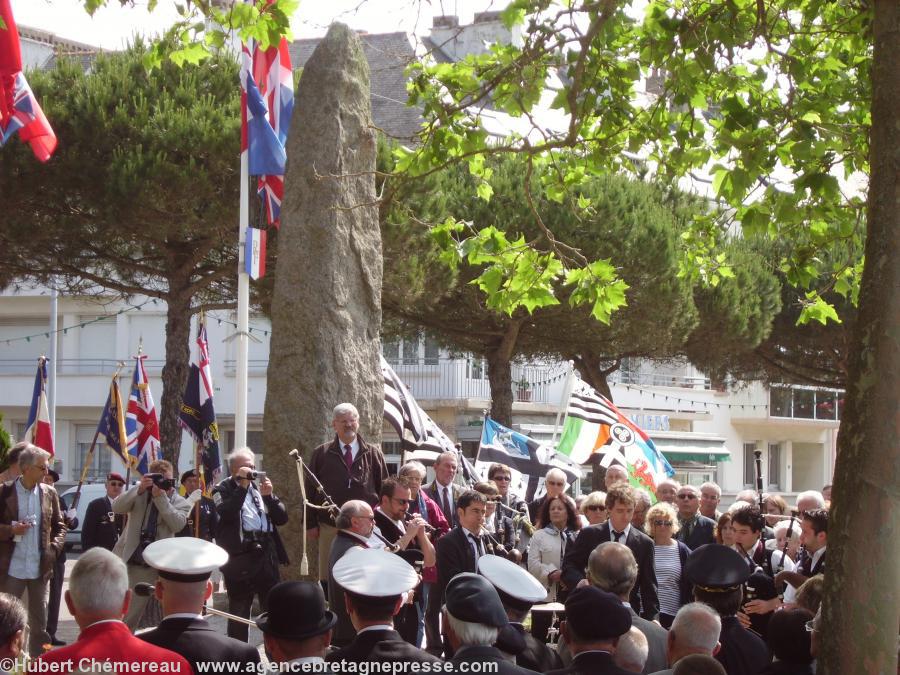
[793,389,815,419]
[423,337,440,365]
[743,442,758,487]
[223,431,265,467]
[770,387,791,417]
[75,424,113,482]
[767,443,781,490]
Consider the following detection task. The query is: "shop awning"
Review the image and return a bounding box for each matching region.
[650,434,730,463]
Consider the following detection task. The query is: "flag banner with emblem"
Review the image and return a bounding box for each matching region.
[381,356,478,483]
[476,416,582,502]
[126,355,160,474]
[96,375,134,468]
[556,382,674,495]
[24,356,54,455]
[239,2,294,226]
[244,226,266,279]
[0,0,57,161]
[179,318,221,493]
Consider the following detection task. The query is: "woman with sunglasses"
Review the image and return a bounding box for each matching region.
[644,501,692,629]
[579,491,608,526]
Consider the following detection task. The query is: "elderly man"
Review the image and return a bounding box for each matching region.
[257,581,336,669]
[139,538,260,673]
[615,628,649,673]
[0,444,65,655]
[36,548,190,671]
[425,451,462,526]
[561,485,659,620]
[328,500,378,647]
[113,458,191,631]
[547,586,634,675]
[81,472,126,552]
[444,573,538,675]
[604,464,629,490]
[648,603,721,675]
[655,479,679,505]
[527,468,569,523]
[674,486,716,550]
[328,548,441,664]
[631,490,651,532]
[213,447,288,642]
[794,490,825,514]
[306,403,389,584]
[585,543,668,674]
[698,483,722,521]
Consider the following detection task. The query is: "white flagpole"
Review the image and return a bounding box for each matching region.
[235,150,250,449]
[48,287,58,442]
[550,361,576,446]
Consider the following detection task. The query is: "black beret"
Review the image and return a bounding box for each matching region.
[180,470,199,484]
[685,544,751,592]
[445,573,508,628]
[564,586,632,640]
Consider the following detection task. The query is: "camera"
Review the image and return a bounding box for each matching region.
[247,470,267,481]
[145,473,174,491]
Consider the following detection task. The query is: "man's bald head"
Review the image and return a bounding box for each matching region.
[587,542,637,600]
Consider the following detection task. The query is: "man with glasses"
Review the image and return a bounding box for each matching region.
[674,486,716,550]
[0,443,66,656]
[82,472,127,552]
[699,482,722,521]
[528,468,569,523]
[328,500,379,647]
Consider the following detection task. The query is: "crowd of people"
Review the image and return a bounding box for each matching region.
[0,403,834,675]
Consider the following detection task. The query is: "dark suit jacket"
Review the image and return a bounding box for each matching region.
[0,479,66,582]
[140,616,260,674]
[675,514,716,550]
[212,476,289,570]
[716,615,770,675]
[178,496,219,541]
[328,530,369,647]
[546,650,634,675]
[452,644,539,675]
[326,628,442,664]
[561,523,659,619]
[424,481,462,527]
[82,495,123,551]
[429,526,489,618]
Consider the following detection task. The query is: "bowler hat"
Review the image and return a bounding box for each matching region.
[256,581,336,640]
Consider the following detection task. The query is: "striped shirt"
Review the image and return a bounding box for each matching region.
[654,541,682,617]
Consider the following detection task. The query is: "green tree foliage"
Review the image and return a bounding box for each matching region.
[0,413,12,473]
[0,43,242,464]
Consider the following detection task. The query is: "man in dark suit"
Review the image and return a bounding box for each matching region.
[177,470,218,541]
[561,484,659,619]
[478,554,562,673]
[139,538,260,673]
[327,547,442,664]
[81,472,126,551]
[423,451,462,526]
[674,485,716,550]
[685,544,770,675]
[428,489,491,655]
[213,447,289,642]
[587,543,668,674]
[444,573,539,675]
[257,580,336,670]
[547,586,633,675]
[328,500,378,647]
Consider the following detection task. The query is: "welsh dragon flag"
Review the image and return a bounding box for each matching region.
[556,382,673,495]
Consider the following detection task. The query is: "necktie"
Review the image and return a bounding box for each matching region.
[343,444,353,469]
[468,533,482,559]
[613,529,624,542]
[801,552,812,576]
[440,487,451,521]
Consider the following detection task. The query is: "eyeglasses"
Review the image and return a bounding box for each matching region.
[677,494,698,500]
[492,476,511,482]
[587,505,607,512]
[546,481,565,487]
[354,515,375,521]
[392,497,414,505]
[108,481,124,487]
[652,519,674,527]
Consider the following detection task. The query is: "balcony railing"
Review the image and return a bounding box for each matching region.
[769,384,844,421]
[0,358,166,376]
[610,370,711,389]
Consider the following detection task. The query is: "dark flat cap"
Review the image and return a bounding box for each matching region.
[445,572,508,628]
[180,469,199,484]
[685,544,751,592]
[564,586,632,640]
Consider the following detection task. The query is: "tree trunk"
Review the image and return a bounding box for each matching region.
[158,284,193,468]
[487,320,523,426]
[819,3,900,673]
[572,352,616,400]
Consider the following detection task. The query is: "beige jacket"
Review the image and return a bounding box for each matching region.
[112,484,190,564]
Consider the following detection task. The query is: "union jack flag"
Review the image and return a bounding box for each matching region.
[240,1,294,227]
[0,0,56,162]
[126,354,160,475]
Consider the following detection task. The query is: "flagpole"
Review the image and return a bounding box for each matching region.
[48,288,58,443]
[550,361,576,446]
[235,150,250,449]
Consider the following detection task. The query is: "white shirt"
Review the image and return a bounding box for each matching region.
[462,526,484,559]
[340,437,361,463]
[358,624,394,634]
[240,483,269,533]
[609,523,631,543]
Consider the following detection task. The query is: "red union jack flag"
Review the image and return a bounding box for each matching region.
[127,354,161,474]
[240,1,294,227]
[0,0,56,162]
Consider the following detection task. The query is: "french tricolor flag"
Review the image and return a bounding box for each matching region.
[25,357,54,455]
[245,227,266,280]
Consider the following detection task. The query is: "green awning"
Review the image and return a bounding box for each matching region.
[653,439,731,464]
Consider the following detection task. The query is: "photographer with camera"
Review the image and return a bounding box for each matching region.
[112,459,190,631]
[213,447,289,642]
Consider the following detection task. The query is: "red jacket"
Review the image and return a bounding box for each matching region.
[411,489,449,584]
[37,620,191,673]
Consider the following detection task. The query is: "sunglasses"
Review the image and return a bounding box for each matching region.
[108,481,125,487]
[653,520,674,527]
[392,497,414,505]
[492,476,511,482]
[587,505,607,512]
[677,494,698,500]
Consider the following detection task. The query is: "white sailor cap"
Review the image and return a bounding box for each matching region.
[142,537,229,582]
[478,554,547,611]
[332,547,418,598]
